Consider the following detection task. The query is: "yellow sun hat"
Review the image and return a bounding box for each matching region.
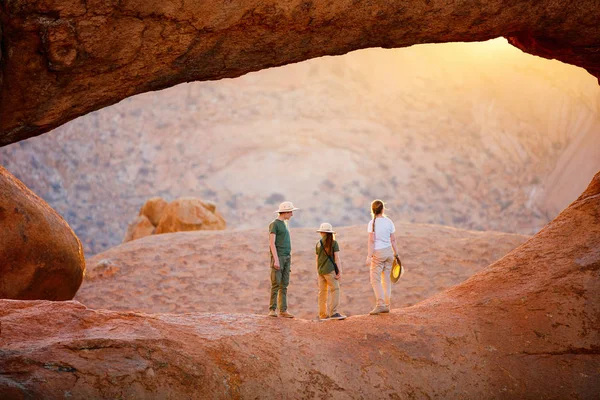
[391,255,404,283]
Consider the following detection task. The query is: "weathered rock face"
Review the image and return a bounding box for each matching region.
[138,197,167,226]
[122,215,155,243]
[1,0,599,145]
[1,172,598,398]
[154,197,226,234]
[0,166,85,300]
[77,224,527,317]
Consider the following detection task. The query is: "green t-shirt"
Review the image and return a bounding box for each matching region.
[316,239,339,275]
[269,219,291,256]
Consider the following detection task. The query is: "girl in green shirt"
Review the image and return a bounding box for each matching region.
[315,223,347,320]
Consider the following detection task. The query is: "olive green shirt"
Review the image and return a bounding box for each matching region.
[316,239,339,275]
[269,219,291,256]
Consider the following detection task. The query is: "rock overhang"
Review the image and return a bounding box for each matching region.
[1,0,599,146]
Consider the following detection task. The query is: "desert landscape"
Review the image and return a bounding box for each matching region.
[1,40,599,256]
[1,1,599,398]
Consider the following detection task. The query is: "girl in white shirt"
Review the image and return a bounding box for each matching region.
[365,199,399,315]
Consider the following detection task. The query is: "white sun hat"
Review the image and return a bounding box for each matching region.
[316,222,336,234]
[276,201,299,213]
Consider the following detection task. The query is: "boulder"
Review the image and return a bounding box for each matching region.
[0,166,85,300]
[138,196,167,226]
[155,197,226,234]
[122,215,155,243]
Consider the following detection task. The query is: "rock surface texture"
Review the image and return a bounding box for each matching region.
[78,224,527,318]
[122,215,155,243]
[1,172,598,398]
[0,166,85,300]
[139,197,168,226]
[1,0,600,145]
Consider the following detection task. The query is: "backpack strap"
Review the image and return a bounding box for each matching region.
[319,239,339,275]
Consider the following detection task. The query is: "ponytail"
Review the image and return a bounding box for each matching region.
[371,199,385,239]
[324,232,334,256]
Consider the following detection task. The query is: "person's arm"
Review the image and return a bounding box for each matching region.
[316,254,320,286]
[269,233,280,270]
[334,251,342,279]
[390,232,399,257]
[365,232,374,266]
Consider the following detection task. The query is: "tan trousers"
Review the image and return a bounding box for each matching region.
[318,271,340,318]
[370,246,394,307]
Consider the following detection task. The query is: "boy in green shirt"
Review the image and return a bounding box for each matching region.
[268,201,299,318]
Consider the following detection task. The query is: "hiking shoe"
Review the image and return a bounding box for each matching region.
[279,311,294,318]
[381,307,390,313]
[369,306,387,315]
[329,313,347,320]
[268,310,278,317]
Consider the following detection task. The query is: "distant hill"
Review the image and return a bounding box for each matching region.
[1,39,598,255]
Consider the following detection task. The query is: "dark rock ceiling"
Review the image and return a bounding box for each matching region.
[1,0,599,146]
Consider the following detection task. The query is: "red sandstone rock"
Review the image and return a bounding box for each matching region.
[155,197,226,234]
[1,0,600,145]
[0,166,85,300]
[138,196,168,226]
[1,173,598,398]
[122,215,155,243]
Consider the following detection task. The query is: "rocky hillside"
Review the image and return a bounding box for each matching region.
[1,39,598,255]
[76,223,528,319]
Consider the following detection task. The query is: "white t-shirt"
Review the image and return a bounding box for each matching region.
[367,217,396,250]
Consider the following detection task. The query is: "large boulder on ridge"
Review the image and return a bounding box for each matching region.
[138,196,168,226]
[155,197,226,234]
[0,166,85,300]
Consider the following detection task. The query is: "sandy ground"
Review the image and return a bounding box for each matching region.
[76,223,527,319]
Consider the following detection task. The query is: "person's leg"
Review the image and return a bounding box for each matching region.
[325,272,340,316]
[381,248,394,309]
[278,255,291,312]
[318,274,328,318]
[269,255,281,311]
[370,250,385,307]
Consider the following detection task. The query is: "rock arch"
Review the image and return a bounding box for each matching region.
[1,0,600,145]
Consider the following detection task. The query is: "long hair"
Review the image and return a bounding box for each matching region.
[322,232,334,256]
[371,199,384,218]
[371,199,385,236]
